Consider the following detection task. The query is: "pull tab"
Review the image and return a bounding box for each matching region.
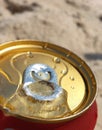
[3,63,71,119]
[22,64,63,101]
[23,64,58,84]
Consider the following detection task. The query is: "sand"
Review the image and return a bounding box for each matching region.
[0,0,102,129]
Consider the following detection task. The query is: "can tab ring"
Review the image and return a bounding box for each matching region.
[22,64,63,101]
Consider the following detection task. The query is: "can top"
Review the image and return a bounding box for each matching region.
[0,40,97,123]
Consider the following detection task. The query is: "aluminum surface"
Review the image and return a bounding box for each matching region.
[0,40,97,123]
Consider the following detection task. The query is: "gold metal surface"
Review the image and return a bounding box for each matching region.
[0,40,97,123]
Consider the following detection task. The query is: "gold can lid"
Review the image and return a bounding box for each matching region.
[0,40,97,123]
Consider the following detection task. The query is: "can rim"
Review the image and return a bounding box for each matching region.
[0,40,97,123]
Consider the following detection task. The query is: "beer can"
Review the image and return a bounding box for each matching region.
[0,40,97,130]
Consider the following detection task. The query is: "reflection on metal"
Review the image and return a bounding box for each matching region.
[23,64,58,84]
[4,128,14,130]
[23,80,63,101]
[0,40,97,123]
[23,64,63,101]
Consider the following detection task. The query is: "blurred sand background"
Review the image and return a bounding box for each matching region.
[0,0,102,129]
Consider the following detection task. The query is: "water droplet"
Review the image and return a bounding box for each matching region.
[71,86,75,89]
[61,70,67,74]
[93,81,96,85]
[13,58,17,62]
[27,51,33,58]
[92,86,94,89]
[81,61,84,64]
[66,51,71,57]
[90,74,93,78]
[66,54,70,58]
[43,43,48,49]
[79,64,82,68]
[70,76,75,81]
[54,57,61,63]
